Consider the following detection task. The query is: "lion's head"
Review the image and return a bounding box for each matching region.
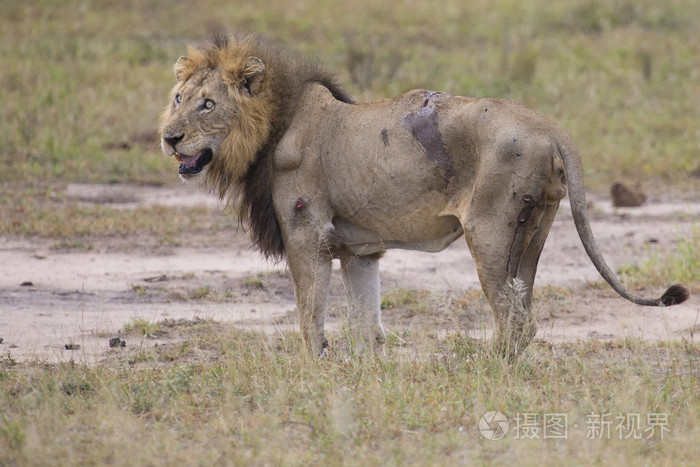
[159,35,273,185]
[159,34,353,259]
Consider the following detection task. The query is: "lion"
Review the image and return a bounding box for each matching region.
[160,34,689,358]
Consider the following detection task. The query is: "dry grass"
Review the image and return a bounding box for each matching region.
[1,0,698,241]
[0,183,234,245]
[1,321,698,464]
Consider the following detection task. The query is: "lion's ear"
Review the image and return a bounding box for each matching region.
[241,56,265,96]
[174,56,193,81]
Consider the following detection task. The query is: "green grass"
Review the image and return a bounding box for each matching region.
[189,285,213,300]
[1,0,698,242]
[381,288,430,311]
[0,183,234,243]
[121,318,161,338]
[1,0,699,191]
[620,224,700,293]
[243,276,267,289]
[0,323,698,464]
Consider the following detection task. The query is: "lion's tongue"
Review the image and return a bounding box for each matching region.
[179,152,202,168]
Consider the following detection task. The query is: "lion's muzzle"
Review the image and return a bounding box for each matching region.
[176,148,213,175]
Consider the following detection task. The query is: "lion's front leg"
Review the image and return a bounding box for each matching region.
[340,253,386,355]
[286,246,333,357]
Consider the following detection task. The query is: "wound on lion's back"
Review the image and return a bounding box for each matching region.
[401,91,455,184]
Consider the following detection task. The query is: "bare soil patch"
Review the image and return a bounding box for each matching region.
[1,183,698,361]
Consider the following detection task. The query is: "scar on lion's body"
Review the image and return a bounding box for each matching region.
[401,91,455,183]
[380,128,389,147]
[506,194,538,274]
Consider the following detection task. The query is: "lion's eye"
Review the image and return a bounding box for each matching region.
[204,99,215,110]
[174,93,183,105]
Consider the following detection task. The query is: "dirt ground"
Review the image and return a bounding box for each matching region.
[1,183,698,362]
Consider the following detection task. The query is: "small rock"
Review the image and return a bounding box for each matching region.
[65,343,81,350]
[611,182,646,207]
[33,250,49,259]
[109,337,126,348]
[20,281,34,287]
[0,337,4,344]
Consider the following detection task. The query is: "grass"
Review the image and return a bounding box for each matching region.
[121,318,162,338]
[381,288,430,311]
[1,0,699,192]
[619,224,700,293]
[1,0,698,240]
[243,276,268,289]
[0,182,235,244]
[0,322,698,464]
[189,285,213,300]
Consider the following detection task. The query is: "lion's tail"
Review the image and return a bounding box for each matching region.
[555,134,689,307]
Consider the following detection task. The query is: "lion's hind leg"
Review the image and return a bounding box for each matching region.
[498,198,560,357]
[459,138,566,358]
[463,190,557,358]
[464,227,534,358]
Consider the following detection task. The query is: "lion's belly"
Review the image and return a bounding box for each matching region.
[332,215,463,256]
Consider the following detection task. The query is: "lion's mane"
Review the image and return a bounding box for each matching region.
[178,34,354,260]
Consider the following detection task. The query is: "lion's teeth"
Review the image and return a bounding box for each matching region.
[174,152,183,162]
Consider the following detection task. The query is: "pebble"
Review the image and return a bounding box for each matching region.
[109,337,126,348]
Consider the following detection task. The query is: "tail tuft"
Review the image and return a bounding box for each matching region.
[659,284,690,306]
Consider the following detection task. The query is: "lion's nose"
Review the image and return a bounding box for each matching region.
[163,133,184,148]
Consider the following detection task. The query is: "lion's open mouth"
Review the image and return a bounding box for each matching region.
[174,148,213,175]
